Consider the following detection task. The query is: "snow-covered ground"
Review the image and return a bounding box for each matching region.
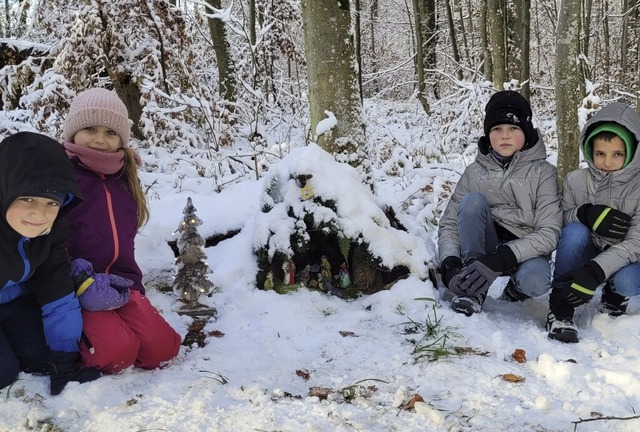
[2,100,640,432]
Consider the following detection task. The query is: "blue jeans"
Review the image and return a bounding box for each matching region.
[553,222,640,297]
[457,192,551,297]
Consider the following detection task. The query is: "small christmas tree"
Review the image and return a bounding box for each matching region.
[173,197,216,317]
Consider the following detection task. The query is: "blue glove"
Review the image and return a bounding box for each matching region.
[70,259,132,311]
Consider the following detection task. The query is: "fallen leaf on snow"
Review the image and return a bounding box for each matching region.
[403,393,424,410]
[339,331,357,337]
[512,348,527,363]
[296,369,310,381]
[501,373,525,383]
[308,387,331,400]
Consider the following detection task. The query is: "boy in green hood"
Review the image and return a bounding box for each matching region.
[547,102,640,343]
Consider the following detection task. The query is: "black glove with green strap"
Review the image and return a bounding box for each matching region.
[577,204,631,239]
[552,261,606,307]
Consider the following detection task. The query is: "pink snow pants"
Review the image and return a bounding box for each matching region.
[79,290,181,374]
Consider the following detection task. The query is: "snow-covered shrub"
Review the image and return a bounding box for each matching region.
[253,143,430,296]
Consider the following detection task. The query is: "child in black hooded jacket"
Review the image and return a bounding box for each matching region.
[0,132,100,395]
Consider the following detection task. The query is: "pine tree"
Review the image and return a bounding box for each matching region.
[173,197,215,316]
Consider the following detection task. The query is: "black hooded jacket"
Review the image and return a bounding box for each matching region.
[0,132,84,352]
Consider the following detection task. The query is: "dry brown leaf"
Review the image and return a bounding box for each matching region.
[296,369,310,381]
[339,331,357,337]
[501,373,525,383]
[208,330,225,338]
[512,348,527,363]
[423,184,434,193]
[187,318,207,332]
[308,387,331,400]
[404,393,425,410]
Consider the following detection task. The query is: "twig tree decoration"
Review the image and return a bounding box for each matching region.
[173,197,216,317]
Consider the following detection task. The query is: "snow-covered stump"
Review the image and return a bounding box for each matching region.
[253,143,430,297]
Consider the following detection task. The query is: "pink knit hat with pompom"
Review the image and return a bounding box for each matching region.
[62,88,131,146]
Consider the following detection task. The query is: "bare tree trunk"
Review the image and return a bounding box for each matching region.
[4,0,9,37]
[509,0,522,82]
[368,0,379,96]
[205,0,238,108]
[583,0,592,58]
[602,0,611,95]
[412,0,430,114]
[248,0,256,46]
[445,0,463,80]
[622,0,631,72]
[94,8,145,139]
[14,0,28,37]
[354,0,363,101]
[520,0,532,100]
[457,1,470,62]
[556,0,583,187]
[418,0,438,98]
[480,1,493,81]
[300,0,366,165]
[488,0,506,89]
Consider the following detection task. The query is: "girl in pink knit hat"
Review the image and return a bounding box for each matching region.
[62,88,181,374]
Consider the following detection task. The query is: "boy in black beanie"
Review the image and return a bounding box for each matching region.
[437,91,562,316]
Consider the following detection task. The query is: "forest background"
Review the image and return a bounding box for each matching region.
[2,2,640,431]
[1,0,638,187]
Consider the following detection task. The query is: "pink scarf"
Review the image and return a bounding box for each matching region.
[63,141,140,175]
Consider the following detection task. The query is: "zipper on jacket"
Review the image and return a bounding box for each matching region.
[81,332,95,354]
[99,173,120,275]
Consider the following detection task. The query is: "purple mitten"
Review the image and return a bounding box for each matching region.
[70,258,93,278]
[70,259,133,311]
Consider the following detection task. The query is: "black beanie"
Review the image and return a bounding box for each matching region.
[484,91,536,149]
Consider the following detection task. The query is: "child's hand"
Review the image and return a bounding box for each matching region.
[577,204,631,239]
[476,245,517,274]
[49,351,101,395]
[70,258,133,311]
[439,256,463,288]
[554,261,606,307]
[449,260,500,298]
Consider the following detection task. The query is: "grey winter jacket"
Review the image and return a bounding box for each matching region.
[562,102,640,279]
[438,132,562,265]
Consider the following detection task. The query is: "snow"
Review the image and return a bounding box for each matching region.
[2,102,640,432]
[315,110,337,137]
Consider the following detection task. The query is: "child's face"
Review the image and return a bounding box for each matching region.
[6,196,61,238]
[73,126,121,153]
[593,136,626,172]
[488,124,525,157]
